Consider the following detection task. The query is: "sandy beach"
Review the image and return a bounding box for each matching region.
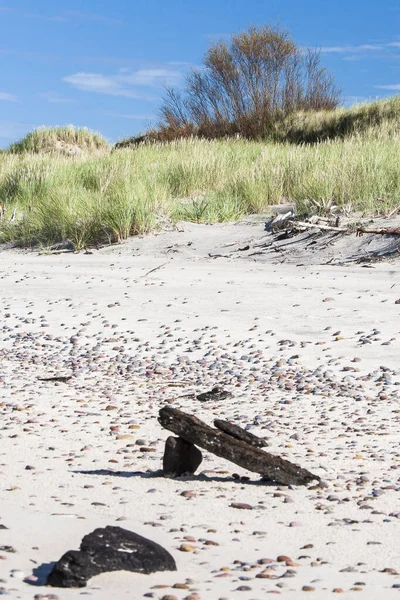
[1,220,400,599]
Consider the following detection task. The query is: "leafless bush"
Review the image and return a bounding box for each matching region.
[157,25,340,141]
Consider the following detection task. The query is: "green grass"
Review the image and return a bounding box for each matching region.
[0,98,400,250]
[273,95,400,143]
[9,125,110,155]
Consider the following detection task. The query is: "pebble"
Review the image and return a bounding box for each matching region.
[179,544,196,552]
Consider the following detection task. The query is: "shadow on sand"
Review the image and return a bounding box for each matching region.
[73,468,276,486]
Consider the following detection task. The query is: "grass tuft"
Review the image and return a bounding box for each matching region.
[9,126,110,155]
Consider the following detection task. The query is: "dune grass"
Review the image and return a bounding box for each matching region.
[0,97,400,250]
[9,126,110,155]
[273,95,400,143]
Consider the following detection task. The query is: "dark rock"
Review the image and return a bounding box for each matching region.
[0,545,16,553]
[46,526,176,588]
[163,436,203,476]
[196,387,232,402]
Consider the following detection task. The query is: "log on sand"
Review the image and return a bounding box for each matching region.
[159,407,319,486]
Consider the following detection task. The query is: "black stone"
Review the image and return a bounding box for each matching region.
[46,526,176,588]
[163,436,203,476]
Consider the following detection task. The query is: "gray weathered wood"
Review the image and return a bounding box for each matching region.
[214,419,268,448]
[159,407,319,486]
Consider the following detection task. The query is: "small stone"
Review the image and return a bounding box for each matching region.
[230,503,253,510]
[277,555,292,562]
[302,586,316,592]
[180,490,197,498]
[179,544,196,552]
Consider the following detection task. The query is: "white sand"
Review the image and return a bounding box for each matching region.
[1,221,400,599]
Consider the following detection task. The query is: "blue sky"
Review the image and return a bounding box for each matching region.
[0,0,399,147]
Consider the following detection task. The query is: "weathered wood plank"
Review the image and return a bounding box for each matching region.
[214,419,268,448]
[159,407,319,486]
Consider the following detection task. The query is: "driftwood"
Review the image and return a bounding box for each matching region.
[159,407,319,486]
[141,261,170,278]
[356,227,400,236]
[38,376,72,383]
[286,218,400,238]
[291,220,346,233]
[214,419,268,448]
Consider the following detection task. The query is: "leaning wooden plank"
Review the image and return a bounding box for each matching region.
[214,419,268,448]
[159,407,319,486]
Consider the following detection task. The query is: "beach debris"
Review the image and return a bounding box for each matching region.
[214,419,268,448]
[196,387,232,402]
[159,407,319,486]
[271,210,295,232]
[46,526,177,588]
[277,215,400,237]
[163,435,203,476]
[38,375,73,383]
[355,226,400,236]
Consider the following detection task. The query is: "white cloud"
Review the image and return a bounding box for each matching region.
[63,67,183,98]
[0,92,17,101]
[320,44,384,53]
[40,92,76,103]
[63,72,142,98]
[120,69,182,86]
[374,84,400,90]
[319,41,400,59]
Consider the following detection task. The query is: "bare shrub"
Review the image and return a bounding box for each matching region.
[157,24,340,141]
